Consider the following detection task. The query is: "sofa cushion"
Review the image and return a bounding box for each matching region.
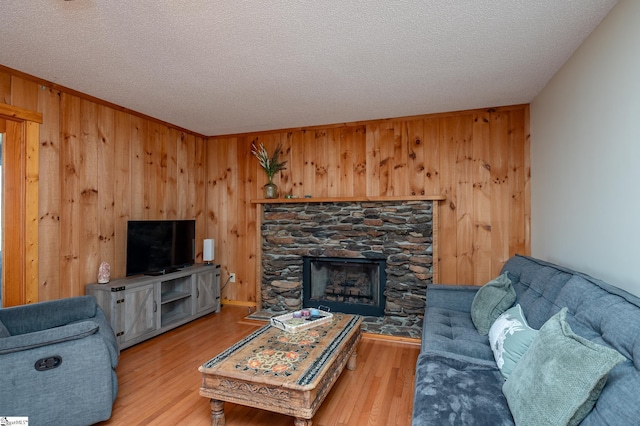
[412,352,514,426]
[471,273,516,335]
[425,284,479,312]
[489,304,537,379]
[502,308,625,426]
[423,307,495,364]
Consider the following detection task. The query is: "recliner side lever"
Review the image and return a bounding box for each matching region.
[35,356,62,371]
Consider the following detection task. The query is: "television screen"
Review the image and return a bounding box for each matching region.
[126,220,195,276]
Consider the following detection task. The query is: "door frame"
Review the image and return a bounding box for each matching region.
[0,103,41,307]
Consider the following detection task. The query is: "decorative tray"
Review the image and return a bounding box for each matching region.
[270,307,333,333]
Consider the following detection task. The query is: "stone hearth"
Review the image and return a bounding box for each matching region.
[259,200,434,333]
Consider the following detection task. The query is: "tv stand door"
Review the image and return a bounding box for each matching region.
[195,265,221,315]
[114,283,158,347]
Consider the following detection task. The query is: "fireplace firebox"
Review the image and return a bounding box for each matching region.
[302,256,386,316]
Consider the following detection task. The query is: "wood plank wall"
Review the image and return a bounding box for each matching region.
[1,66,530,305]
[209,105,530,305]
[1,68,207,302]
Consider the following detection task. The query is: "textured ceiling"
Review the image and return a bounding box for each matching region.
[0,1,617,136]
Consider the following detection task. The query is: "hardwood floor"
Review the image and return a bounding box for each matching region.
[98,306,420,426]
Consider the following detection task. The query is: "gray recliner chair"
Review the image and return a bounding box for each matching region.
[0,295,119,425]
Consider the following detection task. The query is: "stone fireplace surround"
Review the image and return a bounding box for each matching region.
[257,197,440,337]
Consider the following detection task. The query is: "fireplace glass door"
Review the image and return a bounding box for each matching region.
[302,256,386,316]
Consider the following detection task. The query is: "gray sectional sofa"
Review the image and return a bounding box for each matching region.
[412,255,640,425]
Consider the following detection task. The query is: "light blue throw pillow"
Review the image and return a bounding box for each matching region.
[471,272,516,335]
[502,308,626,426]
[489,304,537,379]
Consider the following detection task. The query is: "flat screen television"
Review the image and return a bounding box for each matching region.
[126,219,196,276]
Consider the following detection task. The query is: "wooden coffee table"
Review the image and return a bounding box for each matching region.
[199,313,362,425]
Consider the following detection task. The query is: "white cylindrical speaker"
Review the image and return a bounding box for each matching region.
[203,239,214,263]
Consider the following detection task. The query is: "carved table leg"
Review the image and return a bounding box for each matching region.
[347,350,357,371]
[294,417,312,426]
[210,399,225,426]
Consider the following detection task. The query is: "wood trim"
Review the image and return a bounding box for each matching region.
[221,299,258,308]
[0,102,43,124]
[210,104,530,138]
[1,104,40,306]
[523,105,531,256]
[255,203,263,310]
[251,194,446,204]
[362,332,421,347]
[2,119,25,306]
[25,121,39,303]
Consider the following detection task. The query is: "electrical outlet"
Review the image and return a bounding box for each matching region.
[230,273,236,283]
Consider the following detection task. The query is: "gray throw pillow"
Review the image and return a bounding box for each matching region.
[502,308,626,426]
[471,272,516,335]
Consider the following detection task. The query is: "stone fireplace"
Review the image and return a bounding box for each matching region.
[259,199,436,328]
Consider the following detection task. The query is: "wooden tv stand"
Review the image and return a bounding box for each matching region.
[86,264,220,350]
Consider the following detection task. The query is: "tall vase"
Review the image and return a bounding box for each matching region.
[263,181,278,199]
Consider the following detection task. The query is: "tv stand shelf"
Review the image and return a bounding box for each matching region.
[161,290,191,304]
[86,264,220,350]
[161,311,190,328]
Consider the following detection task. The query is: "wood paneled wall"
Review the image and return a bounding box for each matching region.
[209,105,530,305]
[1,66,529,305]
[1,68,207,302]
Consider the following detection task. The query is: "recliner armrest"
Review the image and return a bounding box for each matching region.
[426,284,480,312]
[79,307,120,367]
[0,321,99,355]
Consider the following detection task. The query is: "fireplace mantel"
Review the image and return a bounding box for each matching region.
[251,194,446,204]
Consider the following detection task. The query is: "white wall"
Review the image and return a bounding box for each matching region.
[530,0,640,296]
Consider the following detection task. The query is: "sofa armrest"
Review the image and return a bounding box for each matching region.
[0,296,98,335]
[426,284,479,312]
[0,321,98,355]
